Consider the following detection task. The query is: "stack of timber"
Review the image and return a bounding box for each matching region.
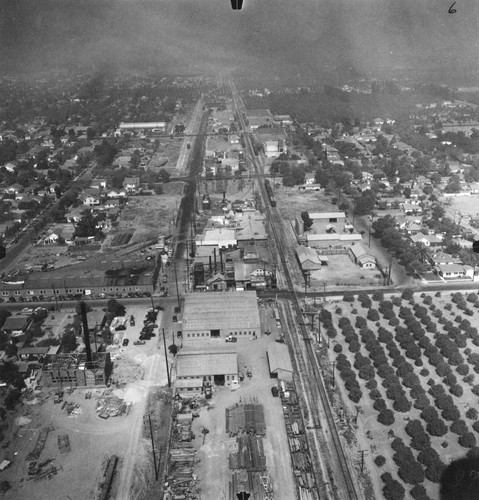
[226,403,266,436]
[280,381,318,498]
[26,426,54,461]
[228,471,274,500]
[228,434,266,471]
[57,434,71,454]
[166,413,200,499]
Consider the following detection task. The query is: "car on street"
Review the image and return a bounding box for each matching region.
[271,386,279,397]
[122,338,129,346]
[172,315,177,322]
[134,340,146,345]
[174,306,180,314]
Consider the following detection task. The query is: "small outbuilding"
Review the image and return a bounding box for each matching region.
[267,343,294,382]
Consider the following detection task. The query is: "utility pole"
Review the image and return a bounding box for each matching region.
[162,328,171,387]
[359,450,368,473]
[173,262,181,312]
[147,413,159,481]
[331,360,336,388]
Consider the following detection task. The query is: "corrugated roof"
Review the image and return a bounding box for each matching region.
[176,351,237,377]
[182,291,260,332]
[267,343,293,374]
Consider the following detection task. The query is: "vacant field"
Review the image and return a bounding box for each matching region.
[441,194,479,235]
[309,254,383,287]
[274,184,338,222]
[312,290,479,500]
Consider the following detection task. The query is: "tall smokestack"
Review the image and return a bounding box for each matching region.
[223,191,226,201]
[220,249,223,273]
[209,255,212,274]
[80,301,93,364]
[214,248,217,273]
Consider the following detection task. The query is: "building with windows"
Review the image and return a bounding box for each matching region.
[41,353,112,388]
[182,291,261,341]
[175,349,238,394]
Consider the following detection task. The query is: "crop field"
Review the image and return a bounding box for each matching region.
[313,290,479,500]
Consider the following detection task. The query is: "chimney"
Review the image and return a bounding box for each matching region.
[220,249,224,273]
[80,301,93,364]
[214,248,217,273]
[223,191,226,201]
[209,255,212,274]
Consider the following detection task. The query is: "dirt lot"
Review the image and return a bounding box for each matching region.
[274,184,338,222]
[0,303,170,500]
[309,254,383,287]
[104,187,184,249]
[178,300,295,500]
[440,194,479,235]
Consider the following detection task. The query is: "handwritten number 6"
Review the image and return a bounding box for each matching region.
[448,1,457,13]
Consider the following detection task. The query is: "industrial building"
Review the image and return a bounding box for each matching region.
[266,343,294,382]
[175,349,238,395]
[41,353,112,388]
[182,291,261,340]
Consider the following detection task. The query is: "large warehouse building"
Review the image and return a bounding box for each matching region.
[182,291,261,341]
[175,349,238,395]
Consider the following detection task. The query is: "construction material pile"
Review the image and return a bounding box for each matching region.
[228,434,266,471]
[26,426,54,461]
[165,413,200,499]
[226,403,266,436]
[226,402,273,500]
[281,382,319,500]
[96,393,127,419]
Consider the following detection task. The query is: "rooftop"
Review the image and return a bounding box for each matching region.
[176,350,238,377]
[182,291,260,332]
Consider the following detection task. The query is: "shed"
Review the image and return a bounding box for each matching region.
[267,343,294,382]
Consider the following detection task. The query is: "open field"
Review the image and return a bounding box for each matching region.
[309,254,383,287]
[440,194,479,235]
[309,290,479,500]
[274,184,338,222]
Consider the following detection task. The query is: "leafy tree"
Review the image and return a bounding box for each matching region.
[0,361,25,390]
[377,408,395,425]
[107,299,126,317]
[168,344,178,356]
[301,211,314,231]
[61,331,77,353]
[381,472,405,500]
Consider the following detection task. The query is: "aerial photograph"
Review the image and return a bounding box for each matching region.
[0,0,479,499]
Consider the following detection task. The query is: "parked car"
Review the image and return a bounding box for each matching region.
[225,336,237,343]
[174,306,180,314]
[172,315,178,322]
[122,338,129,346]
[134,340,146,345]
[271,386,279,397]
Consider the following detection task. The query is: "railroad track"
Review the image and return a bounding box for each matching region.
[229,77,359,500]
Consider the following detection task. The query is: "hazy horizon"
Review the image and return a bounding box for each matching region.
[1,0,479,83]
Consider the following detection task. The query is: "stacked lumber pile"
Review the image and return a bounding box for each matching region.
[228,435,266,471]
[228,471,274,500]
[280,382,318,498]
[166,414,200,499]
[226,403,266,436]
